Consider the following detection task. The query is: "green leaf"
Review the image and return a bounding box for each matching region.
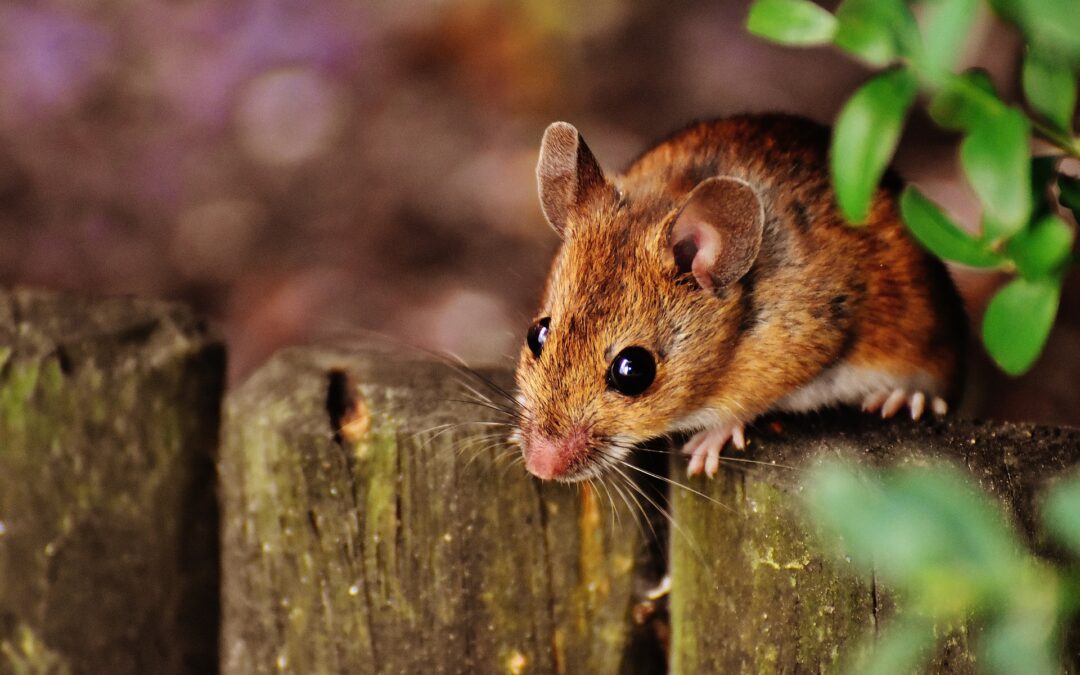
[928,69,1002,131]
[1059,174,1080,222]
[988,0,1080,67]
[831,69,918,223]
[848,618,935,675]
[1022,49,1078,132]
[834,0,921,65]
[1011,155,1061,231]
[900,187,1003,267]
[1007,214,1074,279]
[1043,474,1080,555]
[806,462,1021,610]
[982,276,1061,375]
[878,469,1021,591]
[918,0,980,75]
[747,0,838,45]
[960,109,1032,237]
[982,608,1061,675]
[805,463,885,571]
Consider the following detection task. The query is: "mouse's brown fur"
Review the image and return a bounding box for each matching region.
[514,114,965,481]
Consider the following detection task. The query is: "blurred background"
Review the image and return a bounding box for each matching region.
[0,0,1076,425]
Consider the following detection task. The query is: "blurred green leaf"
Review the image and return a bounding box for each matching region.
[806,462,1021,614]
[1043,474,1080,555]
[848,618,935,675]
[1060,174,1080,221]
[831,69,918,223]
[880,469,1021,591]
[987,0,1080,67]
[982,605,1061,675]
[1022,49,1078,132]
[900,187,1003,267]
[805,463,885,570]
[834,0,921,65]
[982,276,1061,375]
[807,461,1074,675]
[1007,214,1074,279]
[960,109,1032,237]
[918,0,980,74]
[747,0,838,45]
[928,69,1002,131]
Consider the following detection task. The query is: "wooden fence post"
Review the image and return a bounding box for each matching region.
[670,412,1080,673]
[0,288,224,674]
[219,343,663,674]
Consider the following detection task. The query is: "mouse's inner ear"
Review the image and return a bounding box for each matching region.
[536,122,611,238]
[668,177,764,291]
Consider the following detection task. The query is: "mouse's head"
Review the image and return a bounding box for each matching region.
[513,122,764,482]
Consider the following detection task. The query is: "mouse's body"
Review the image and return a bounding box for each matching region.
[513,114,965,481]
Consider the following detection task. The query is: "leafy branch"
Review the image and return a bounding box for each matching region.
[748,0,1080,374]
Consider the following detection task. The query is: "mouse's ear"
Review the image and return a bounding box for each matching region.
[536,122,609,238]
[668,176,764,291]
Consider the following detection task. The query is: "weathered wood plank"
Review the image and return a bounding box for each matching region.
[219,343,661,674]
[670,411,1080,674]
[0,288,224,674]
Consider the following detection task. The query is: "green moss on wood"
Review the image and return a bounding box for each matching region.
[1,624,70,675]
[0,289,223,675]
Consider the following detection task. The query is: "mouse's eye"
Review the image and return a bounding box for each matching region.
[607,346,656,396]
[526,317,551,357]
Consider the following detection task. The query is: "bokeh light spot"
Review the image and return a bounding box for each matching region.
[235,67,343,166]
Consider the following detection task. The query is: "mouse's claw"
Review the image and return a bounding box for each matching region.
[684,420,746,478]
[861,389,948,420]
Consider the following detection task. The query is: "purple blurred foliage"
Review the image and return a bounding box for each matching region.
[134,0,368,130]
[0,5,115,124]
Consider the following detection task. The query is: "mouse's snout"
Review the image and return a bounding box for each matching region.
[523,426,590,481]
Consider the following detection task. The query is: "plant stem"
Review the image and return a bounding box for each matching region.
[1031,119,1080,159]
[913,68,1080,159]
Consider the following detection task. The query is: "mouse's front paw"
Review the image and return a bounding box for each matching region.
[683,421,746,478]
[861,389,948,420]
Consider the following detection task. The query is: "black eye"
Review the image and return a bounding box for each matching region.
[527,317,550,357]
[607,347,656,396]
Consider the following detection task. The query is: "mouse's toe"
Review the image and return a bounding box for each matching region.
[861,388,948,420]
[683,420,746,478]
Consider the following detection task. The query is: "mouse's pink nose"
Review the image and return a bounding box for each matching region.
[524,429,588,480]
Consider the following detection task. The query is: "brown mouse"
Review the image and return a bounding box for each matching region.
[512,115,965,481]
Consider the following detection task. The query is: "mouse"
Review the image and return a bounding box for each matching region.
[511,114,966,481]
